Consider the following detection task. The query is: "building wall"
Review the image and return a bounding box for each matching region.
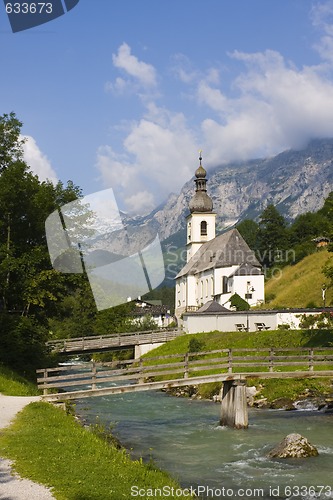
[233,274,265,307]
[182,309,327,333]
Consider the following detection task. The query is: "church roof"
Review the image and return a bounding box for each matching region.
[176,228,261,278]
[230,262,262,276]
[196,300,230,313]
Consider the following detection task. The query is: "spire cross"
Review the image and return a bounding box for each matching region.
[199,150,203,166]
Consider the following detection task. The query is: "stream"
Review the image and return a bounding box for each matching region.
[75,389,333,499]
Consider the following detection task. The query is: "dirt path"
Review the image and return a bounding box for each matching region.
[0,394,55,500]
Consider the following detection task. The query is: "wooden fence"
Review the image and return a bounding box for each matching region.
[46,329,182,354]
[37,347,333,401]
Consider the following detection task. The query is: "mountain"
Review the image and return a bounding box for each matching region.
[88,138,333,287]
[131,138,333,244]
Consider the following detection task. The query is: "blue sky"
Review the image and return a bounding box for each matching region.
[1,0,333,215]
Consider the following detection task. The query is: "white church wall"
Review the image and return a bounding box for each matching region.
[182,309,327,333]
[183,311,278,333]
[233,274,265,306]
[187,275,197,306]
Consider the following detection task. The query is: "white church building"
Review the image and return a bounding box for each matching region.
[175,155,265,320]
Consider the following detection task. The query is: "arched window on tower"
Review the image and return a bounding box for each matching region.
[201,220,207,236]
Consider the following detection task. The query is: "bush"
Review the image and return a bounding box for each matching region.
[299,311,333,329]
[229,293,250,311]
[188,337,205,353]
[277,324,290,330]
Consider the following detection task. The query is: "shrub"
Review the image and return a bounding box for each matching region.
[299,311,333,329]
[229,293,250,311]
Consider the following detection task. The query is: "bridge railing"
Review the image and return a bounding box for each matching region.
[37,347,333,397]
[46,329,181,353]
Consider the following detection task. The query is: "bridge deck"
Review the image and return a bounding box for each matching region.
[47,329,182,354]
[37,347,333,401]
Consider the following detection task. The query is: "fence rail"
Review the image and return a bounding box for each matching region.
[37,347,333,400]
[46,329,182,353]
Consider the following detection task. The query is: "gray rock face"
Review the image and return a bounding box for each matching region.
[91,139,333,264]
[125,138,333,246]
[268,433,319,459]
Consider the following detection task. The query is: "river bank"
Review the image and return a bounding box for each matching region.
[0,399,192,500]
[163,380,333,411]
[0,394,55,500]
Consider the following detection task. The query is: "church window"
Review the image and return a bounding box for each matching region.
[222,276,229,294]
[200,220,207,236]
[206,279,208,297]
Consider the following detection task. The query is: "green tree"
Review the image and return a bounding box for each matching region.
[290,211,330,244]
[236,219,259,250]
[256,205,290,267]
[0,112,25,172]
[0,113,83,374]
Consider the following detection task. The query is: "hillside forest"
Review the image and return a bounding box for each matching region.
[0,113,333,377]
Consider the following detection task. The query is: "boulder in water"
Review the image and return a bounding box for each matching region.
[268,433,319,459]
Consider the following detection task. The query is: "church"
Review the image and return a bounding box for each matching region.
[175,155,265,320]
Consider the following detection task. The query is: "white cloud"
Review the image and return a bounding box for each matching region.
[125,190,155,214]
[100,11,333,214]
[196,48,333,164]
[171,53,198,83]
[22,135,58,184]
[96,106,197,215]
[312,0,333,63]
[112,43,157,87]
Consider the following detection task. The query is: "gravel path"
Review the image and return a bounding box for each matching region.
[0,394,55,500]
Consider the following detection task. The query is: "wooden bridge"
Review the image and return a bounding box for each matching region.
[47,329,182,356]
[37,346,333,429]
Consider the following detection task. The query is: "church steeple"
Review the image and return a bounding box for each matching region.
[189,152,213,213]
[186,152,216,262]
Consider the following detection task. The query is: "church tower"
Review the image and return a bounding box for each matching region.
[186,153,216,262]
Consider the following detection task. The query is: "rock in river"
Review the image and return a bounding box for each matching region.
[268,433,319,459]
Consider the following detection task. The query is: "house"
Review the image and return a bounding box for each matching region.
[175,155,265,321]
[312,236,331,248]
[131,298,173,328]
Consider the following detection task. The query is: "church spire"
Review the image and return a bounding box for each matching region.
[189,151,213,213]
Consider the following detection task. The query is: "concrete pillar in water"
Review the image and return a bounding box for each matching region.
[220,380,248,429]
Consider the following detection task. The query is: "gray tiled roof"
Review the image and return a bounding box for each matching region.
[196,300,230,313]
[176,228,261,278]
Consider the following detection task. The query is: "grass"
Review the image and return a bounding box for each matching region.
[142,329,333,402]
[143,328,333,355]
[264,249,333,308]
[0,402,191,500]
[0,364,40,396]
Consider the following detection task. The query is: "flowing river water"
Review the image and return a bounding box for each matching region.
[75,389,333,500]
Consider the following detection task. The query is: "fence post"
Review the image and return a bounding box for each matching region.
[269,349,274,372]
[184,352,189,379]
[228,349,233,374]
[309,348,314,372]
[43,369,49,396]
[91,362,97,390]
[138,358,144,384]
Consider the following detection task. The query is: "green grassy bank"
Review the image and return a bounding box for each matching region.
[0,364,40,396]
[143,329,333,403]
[264,249,333,308]
[0,402,190,500]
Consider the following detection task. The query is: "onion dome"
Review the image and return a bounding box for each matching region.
[189,152,213,213]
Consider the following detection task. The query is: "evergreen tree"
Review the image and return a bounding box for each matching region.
[236,219,259,250]
[256,204,290,267]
